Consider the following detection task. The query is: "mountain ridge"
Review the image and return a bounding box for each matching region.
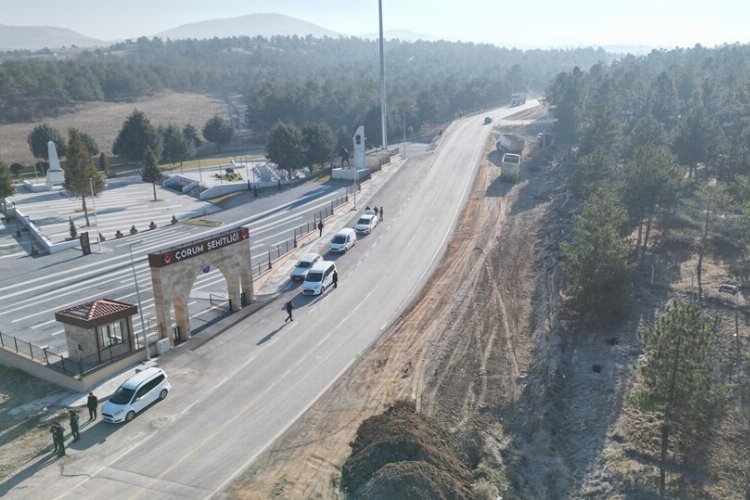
[0,24,103,51]
[155,13,340,40]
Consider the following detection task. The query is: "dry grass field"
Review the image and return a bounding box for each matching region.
[0,92,221,165]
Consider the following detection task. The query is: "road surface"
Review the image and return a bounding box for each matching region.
[2,102,539,499]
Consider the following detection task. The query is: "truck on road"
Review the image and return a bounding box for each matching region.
[496,134,524,154]
[501,153,521,181]
[510,93,526,106]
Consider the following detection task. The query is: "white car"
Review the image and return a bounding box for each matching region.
[302,261,337,295]
[291,253,322,280]
[102,367,170,423]
[354,213,379,234]
[329,228,357,253]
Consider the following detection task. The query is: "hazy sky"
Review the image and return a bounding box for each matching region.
[3,0,750,48]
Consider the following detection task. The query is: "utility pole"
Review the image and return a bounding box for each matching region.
[378,0,387,149]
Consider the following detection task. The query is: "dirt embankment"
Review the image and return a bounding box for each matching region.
[227,120,560,498]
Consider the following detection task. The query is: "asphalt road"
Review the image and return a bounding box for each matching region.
[0,178,357,351]
[2,102,540,499]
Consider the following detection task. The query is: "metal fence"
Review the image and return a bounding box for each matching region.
[0,329,143,378]
[250,187,358,278]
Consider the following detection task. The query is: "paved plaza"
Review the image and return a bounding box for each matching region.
[7,176,219,245]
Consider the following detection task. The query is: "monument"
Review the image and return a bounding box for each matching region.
[46,141,65,186]
[353,126,365,170]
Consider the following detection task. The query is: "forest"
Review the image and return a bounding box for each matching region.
[0,36,608,141]
[546,42,750,495]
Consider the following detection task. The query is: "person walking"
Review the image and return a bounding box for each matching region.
[87,392,98,421]
[332,270,338,289]
[69,410,80,442]
[317,220,324,237]
[379,206,384,221]
[285,300,294,322]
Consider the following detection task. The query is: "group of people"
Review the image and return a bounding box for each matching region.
[365,205,384,221]
[49,392,98,458]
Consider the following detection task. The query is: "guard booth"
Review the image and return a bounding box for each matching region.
[148,226,253,346]
[55,298,139,364]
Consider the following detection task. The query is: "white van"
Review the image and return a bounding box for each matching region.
[302,261,337,295]
[101,367,171,423]
[329,228,357,253]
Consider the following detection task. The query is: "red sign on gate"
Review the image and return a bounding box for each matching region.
[148,227,249,267]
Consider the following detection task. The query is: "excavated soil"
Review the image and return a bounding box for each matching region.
[340,400,472,499]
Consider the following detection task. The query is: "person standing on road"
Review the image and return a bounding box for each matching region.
[379,206,384,221]
[50,424,60,454]
[69,410,80,442]
[87,392,98,421]
[333,270,338,289]
[53,423,65,456]
[285,300,294,322]
[318,220,324,237]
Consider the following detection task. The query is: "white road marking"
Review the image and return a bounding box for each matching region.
[180,401,198,415]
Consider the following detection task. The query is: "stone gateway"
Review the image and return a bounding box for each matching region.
[148,227,253,345]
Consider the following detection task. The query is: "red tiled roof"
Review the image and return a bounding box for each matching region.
[55,298,137,326]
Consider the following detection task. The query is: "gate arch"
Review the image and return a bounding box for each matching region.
[148,227,253,345]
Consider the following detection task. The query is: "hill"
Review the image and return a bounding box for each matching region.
[155,13,339,40]
[0,24,103,51]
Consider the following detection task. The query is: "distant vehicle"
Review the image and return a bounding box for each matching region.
[509,93,526,106]
[496,134,524,154]
[329,228,357,253]
[354,213,378,234]
[719,283,739,295]
[291,253,322,281]
[302,261,337,295]
[501,153,521,181]
[484,116,492,124]
[102,367,170,423]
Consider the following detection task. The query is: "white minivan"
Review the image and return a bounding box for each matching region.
[102,367,171,423]
[302,261,337,295]
[329,228,357,253]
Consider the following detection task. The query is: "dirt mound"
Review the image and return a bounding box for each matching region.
[341,401,472,499]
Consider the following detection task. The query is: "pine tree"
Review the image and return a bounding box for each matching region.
[634,301,722,497]
[69,217,77,239]
[64,129,104,227]
[141,147,162,201]
[561,188,633,324]
[0,162,15,199]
